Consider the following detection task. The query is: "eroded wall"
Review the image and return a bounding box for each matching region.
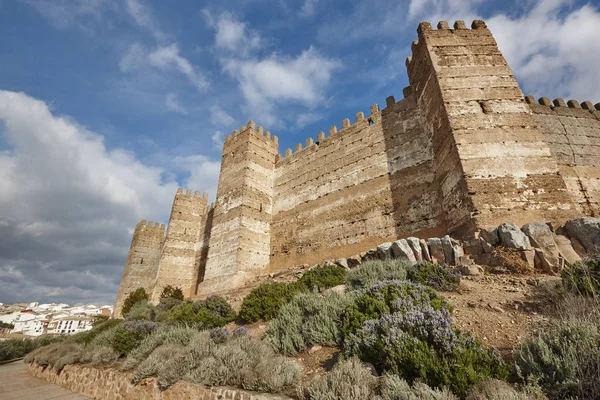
[526,97,600,216]
[114,221,165,317]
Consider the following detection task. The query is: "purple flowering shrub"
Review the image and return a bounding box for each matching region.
[111,321,158,355]
[210,327,229,343]
[232,327,248,337]
[341,281,509,396]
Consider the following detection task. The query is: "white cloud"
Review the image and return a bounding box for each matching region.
[407,0,481,22]
[487,0,600,102]
[211,131,225,149]
[210,105,236,127]
[148,44,209,91]
[165,93,187,114]
[124,0,166,41]
[210,12,261,54]
[222,47,340,126]
[296,112,322,129]
[172,155,221,200]
[300,0,319,17]
[0,90,220,304]
[25,0,107,30]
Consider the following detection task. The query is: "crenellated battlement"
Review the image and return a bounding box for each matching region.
[134,219,166,236]
[525,95,600,112]
[223,120,279,149]
[175,187,209,201]
[275,103,382,165]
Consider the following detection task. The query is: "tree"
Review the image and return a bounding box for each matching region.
[160,285,184,302]
[122,288,149,316]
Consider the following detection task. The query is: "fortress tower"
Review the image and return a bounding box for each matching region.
[114,20,600,316]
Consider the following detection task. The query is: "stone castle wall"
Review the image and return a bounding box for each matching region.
[114,20,600,315]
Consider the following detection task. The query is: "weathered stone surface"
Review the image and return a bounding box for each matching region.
[480,227,499,245]
[565,217,600,253]
[458,264,484,276]
[335,258,349,269]
[553,234,582,264]
[441,236,455,265]
[376,242,394,259]
[520,249,536,268]
[498,223,531,250]
[346,255,362,268]
[391,239,417,262]
[28,363,291,400]
[522,222,560,273]
[406,237,423,261]
[364,249,378,261]
[428,238,445,265]
[420,239,432,261]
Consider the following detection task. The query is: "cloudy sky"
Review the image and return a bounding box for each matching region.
[0,0,599,306]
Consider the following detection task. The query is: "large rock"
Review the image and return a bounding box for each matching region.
[553,234,582,265]
[376,242,393,259]
[335,258,349,270]
[346,254,362,268]
[391,239,417,262]
[497,222,531,250]
[565,217,600,253]
[480,227,499,245]
[420,239,432,262]
[427,238,445,265]
[406,237,423,261]
[522,222,560,273]
[441,235,454,265]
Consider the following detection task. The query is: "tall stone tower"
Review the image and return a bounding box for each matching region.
[406,20,576,235]
[151,189,210,301]
[114,220,165,317]
[197,122,279,296]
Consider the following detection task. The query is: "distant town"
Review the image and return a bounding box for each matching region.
[0,302,113,337]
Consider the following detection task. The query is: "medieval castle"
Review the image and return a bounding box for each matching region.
[114,20,600,316]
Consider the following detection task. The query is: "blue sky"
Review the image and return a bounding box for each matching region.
[1,0,599,305]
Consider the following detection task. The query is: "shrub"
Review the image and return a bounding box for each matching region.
[1,335,63,362]
[131,344,186,384]
[122,288,150,316]
[155,297,183,321]
[25,342,82,369]
[125,300,156,321]
[346,259,410,290]
[465,380,547,400]
[90,346,119,366]
[267,291,354,355]
[154,333,300,392]
[344,304,509,396]
[341,280,451,340]
[210,327,229,343]
[406,262,461,291]
[165,296,236,328]
[232,327,248,337]
[0,321,14,329]
[378,373,457,400]
[561,257,600,297]
[73,318,122,346]
[297,265,347,292]
[238,282,302,322]
[111,321,158,355]
[122,325,197,371]
[160,285,185,301]
[300,358,377,400]
[515,320,600,399]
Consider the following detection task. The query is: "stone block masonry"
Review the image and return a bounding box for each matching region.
[114,20,600,315]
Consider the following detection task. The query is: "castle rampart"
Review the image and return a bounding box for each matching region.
[114,20,600,315]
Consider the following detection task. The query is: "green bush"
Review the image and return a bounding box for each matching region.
[465,380,547,400]
[89,346,119,366]
[125,301,156,321]
[24,342,83,370]
[122,288,150,316]
[515,320,600,399]
[297,265,347,292]
[131,343,187,384]
[160,285,185,301]
[111,321,158,355]
[71,317,122,346]
[239,282,302,322]
[0,321,14,329]
[1,335,63,362]
[267,291,354,355]
[341,280,451,340]
[165,296,236,328]
[379,373,457,400]
[346,259,410,290]
[155,297,183,321]
[561,257,600,297]
[300,358,377,400]
[406,262,461,291]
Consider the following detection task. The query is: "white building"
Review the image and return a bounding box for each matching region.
[47,317,92,335]
[10,312,51,336]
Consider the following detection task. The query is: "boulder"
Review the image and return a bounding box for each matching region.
[427,238,445,265]
[458,264,484,276]
[346,255,362,268]
[441,235,455,265]
[363,249,377,261]
[497,222,531,250]
[376,242,393,259]
[480,227,499,245]
[406,237,423,261]
[553,234,582,265]
[522,222,560,273]
[520,249,536,269]
[391,239,417,262]
[420,239,432,262]
[335,258,349,270]
[565,217,600,253]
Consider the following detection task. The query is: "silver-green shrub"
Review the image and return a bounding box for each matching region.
[378,374,456,400]
[266,291,353,355]
[299,358,377,400]
[465,380,547,400]
[131,344,186,384]
[346,259,410,290]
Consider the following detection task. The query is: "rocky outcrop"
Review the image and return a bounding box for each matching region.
[391,239,417,262]
[28,363,290,400]
[522,222,560,273]
[497,223,531,250]
[565,217,600,253]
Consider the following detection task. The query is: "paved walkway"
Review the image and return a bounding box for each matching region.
[0,361,89,400]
